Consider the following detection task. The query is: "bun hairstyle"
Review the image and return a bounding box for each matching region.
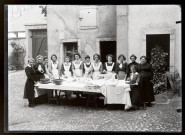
[93,54,100,60]
[74,52,81,58]
[130,54,137,60]
[85,55,90,59]
[51,54,57,60]
[118,54,126,60]
[140,55,146,60]
[106,54,114,60]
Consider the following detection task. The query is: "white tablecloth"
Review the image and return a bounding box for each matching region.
[35,80,132,109]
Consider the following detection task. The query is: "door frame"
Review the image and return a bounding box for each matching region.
[25,24,47,67]
[141,28,175,72]
[60,39,81,63]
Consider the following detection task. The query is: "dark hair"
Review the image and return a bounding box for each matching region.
[130,54,137,60]
[51,54,57,60]
[64,56,71,61]
[85,55,90,59]
[74,53,81,58]
[93,54,100,60]
[140,55,146,60]
[43,56,48,60]
[106,54,114,60]
[118,54,126,60]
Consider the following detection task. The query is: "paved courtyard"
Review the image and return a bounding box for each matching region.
[8,70,182,132]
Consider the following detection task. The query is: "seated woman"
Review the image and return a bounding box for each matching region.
[92,54,103,80]
[72,53,83,98]
[116,54,128,80]
[126,65,144,110]
[23,58,38,107]
[83,55,93,78]
[103,54,116,79]
[60,56,73,99]
[34,55,46,80]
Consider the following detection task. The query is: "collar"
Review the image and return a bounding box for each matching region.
[52,61,58,64]
[86,62,91,65]
[28,64,31,67]
[107,62,113,64]
[131,72,138,75]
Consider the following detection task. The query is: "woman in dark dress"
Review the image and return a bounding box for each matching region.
[23,58,38,107]
[34,55,46,81]
[138,56,155,107]
[127,54,139,76]
[126,65,144,110]
[116,54,128,80]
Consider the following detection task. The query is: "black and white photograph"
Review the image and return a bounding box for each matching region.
[6,4,182,132]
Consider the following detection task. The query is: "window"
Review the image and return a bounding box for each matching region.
[8,31,26,39]
[79,6,98,30]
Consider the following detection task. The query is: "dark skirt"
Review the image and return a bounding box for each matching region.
[130,85,143,106]
[139,72,155,102]
[23,79,35,99]
[36,73,45,81]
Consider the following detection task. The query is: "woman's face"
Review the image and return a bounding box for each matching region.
[131,68,136,73]
[52,56,57,62]
[43,59,48,65]
[107,56,112,62]
[140,58,146,64]
[29,60,35,67]
[37,58,43,64]
[75,55,79,60]
[65,58,70,63]
[119,56,124,62]
[85,58,90,63]
[130,57,136,62]
[94,55,99,62]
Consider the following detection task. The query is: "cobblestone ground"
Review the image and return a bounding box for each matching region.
[8,70,182,132]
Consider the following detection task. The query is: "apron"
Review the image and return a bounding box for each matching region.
[84,62,92,77]
[117,61,126,80]
[73,61,82,77]
[63,62,72,78]
[51,62,59,79]
[106,62,115,78]
[92,62,102,80]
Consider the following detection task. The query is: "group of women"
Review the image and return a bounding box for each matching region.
[24,52,155,110]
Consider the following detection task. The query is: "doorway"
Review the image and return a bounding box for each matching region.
[63,42,78,61]
[32,29,47,59]
[100,41,117,63]
[146,34,170,71]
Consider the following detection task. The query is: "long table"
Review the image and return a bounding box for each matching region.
[35,80,132,109]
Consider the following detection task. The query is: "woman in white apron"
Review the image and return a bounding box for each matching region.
[92,54,103,80]
[61,56,73,99]
[43,56,52,78]
[116,54,128,80]
[72,53,83,98]
[103,54,116,79]
[83,55,93,78]
[49,54,60,98]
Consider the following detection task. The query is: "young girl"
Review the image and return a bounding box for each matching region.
[103,54,116,78]
[23,58,38,107]
[126,65,144,110]
[116,54,128,80]
[92,54,103,80]
[83,55,93,78]
[60,56,73,99]
[72,53,83,98]
[49,54,60,98]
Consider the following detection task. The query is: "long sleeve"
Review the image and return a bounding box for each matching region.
[136,74,140,84]
[60,63,65,75]
[25,67,37,82]
[103,63,107,71]
[149,64,153,80]
[112,63,116,72]
[115,63,119,74]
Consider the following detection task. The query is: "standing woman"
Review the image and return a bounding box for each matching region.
[23,58,38,107]
[43,56,52,78]
[72,53,83,78]
[116,54,128,80]
[83,55,93,78]
[60,56,73,78]
[127,54,139,77]
[34,55,46,80]
[92,54,103,80]
[103,54,116,78]
[49,54,60,98]
[72,53,83,98]
[138,56,155,107]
